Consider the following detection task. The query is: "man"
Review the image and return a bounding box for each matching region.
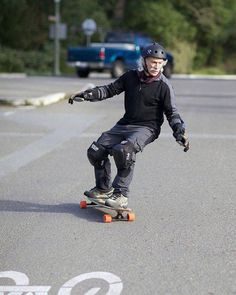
[69,43,189,209]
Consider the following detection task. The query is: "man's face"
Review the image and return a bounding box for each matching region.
[145,57,166,76]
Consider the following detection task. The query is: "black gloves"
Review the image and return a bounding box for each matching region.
[172,123,190,152]
[68,88,100,104]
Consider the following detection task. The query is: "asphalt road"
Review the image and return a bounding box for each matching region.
[0,76,236,295]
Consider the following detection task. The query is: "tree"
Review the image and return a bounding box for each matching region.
[0,0,53,50]
[173,0,236,68]
[0,0,235,73]
[124,0,196,47]
[61,0,111,45]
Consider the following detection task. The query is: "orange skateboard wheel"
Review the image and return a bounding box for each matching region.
[80,200,87,209]
[127,212,135,221]
[103,214,112,223]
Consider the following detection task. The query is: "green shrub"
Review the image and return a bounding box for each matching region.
[171,40,197,74]
[192,67,227,75]
[224,54,236,74]
[0,44,54,74]
[0,47,24,72]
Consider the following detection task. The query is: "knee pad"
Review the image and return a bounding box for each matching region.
[112,140,136,170]
[87,141,108,168]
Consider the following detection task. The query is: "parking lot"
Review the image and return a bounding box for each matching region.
[0,75,235,294]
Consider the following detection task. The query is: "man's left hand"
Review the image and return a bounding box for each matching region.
[173,123,190,152]
[176,132,190,152]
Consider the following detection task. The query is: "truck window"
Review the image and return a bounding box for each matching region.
[105,32,135,44]
[135,36,153,48]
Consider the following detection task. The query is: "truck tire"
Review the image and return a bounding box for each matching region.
[163,63,172,78]
[76,68,90,78]
[111,60,125,78]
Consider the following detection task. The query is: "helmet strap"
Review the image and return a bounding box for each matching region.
[142,58,151,76]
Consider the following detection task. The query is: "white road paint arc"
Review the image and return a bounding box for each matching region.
[58,271,123,295]
[0,271,123,295]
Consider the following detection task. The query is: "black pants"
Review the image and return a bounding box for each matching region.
[90,124,156,197]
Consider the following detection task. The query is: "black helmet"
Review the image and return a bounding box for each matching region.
[141,43,167,60]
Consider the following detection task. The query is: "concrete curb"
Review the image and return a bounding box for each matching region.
[0,82,95,107]
[25,92,67,107]
[0,73,27,78]
[0,92,66,107]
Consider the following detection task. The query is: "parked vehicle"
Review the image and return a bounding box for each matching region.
[67,32,174,78]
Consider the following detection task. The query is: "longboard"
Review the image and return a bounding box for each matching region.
[80,195,135,223]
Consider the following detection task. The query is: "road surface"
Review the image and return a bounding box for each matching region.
[0,76,235,294]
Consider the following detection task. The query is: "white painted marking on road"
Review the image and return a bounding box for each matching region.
[80,132,101,138]
[2,106,35,117]
[172,74,236,80]
[0,271,29,285]
[18,105,36,110]
[0,285,51,293]
[189,133,236,139]
[0,115,101,179]
[3,111,15,116]
[0,271,123,295]
[58,272,123,295]
[0,132,45,137]
[81,132,236,140]
[84,287,101,295]
[0,271,51,294]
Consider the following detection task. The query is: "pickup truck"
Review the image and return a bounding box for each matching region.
[67,32,174,78]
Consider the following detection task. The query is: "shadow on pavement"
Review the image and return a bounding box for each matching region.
[0,200,103,223]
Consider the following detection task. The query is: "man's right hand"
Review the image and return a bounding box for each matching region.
[68,88,100,104]
[68,91,88,104]
[68,94,85,104]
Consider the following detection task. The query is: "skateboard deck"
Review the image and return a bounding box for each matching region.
[80,195,135,223]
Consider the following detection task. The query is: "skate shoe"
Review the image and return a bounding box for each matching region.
[84,187,113,204]
[105,193,128,209]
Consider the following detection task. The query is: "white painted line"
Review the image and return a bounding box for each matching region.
[189,133,236,139]
[58,272,123,295]
[172,74,236,80]
[0,286,51,292]
[2,107,34,117]
[0,271,123,295]
[3,111,15,116]
[80,132,101,138]
[0,115,100,179]
[160,133,236,139]
[18,106,36,110]
[81,132,236,140]
[0,271,51,293]
[0,132,45,137]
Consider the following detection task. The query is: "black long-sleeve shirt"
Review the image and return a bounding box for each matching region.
[94,70,184,135]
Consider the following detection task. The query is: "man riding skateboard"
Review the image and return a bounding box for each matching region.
[69,43,189,209]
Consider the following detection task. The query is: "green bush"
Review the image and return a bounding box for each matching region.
[22,44,54,75]
[0,47,24,72]
[191,67,227,75]
[0,44,54,74]
[171,40,197,74]
[224,54,236,74]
